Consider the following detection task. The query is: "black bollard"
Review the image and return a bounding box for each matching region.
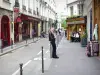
[41,46,44,73]
[33,37,34,42]
[1,46,3,53]
[11,38,13,49]
[1,39,3,53]
[25,39,28,46]
[20,63,23,75]
[37,37,38,41]
[50,43,52,58]
[1,47,3,53]
[26,39,27,44]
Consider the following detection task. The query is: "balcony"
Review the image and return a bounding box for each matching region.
[3,0,11,4]
[37,11,39,16]
[33,10,36,15]
[28,8,32,14]
[22,5,27,11]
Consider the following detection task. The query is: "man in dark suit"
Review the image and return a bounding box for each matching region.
[49,27,59,59]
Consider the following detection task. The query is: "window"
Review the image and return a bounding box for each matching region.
[37,8,39,15]
[77,4,81,15]
[3,0,9,2]
[70,6,73,16]
[77,4,83,16]
[3,0,11,4]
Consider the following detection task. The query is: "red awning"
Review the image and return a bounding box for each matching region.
[21,14,40,21]
[21,14,28,21]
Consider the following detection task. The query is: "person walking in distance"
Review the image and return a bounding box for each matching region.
[49,27,59,59]
[32,28,35,40]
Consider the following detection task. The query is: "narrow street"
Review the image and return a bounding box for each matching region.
[0,33,100,75]
[0,38,50,75]
[0,0,100,75]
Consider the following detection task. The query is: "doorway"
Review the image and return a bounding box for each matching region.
[1,15,10,47]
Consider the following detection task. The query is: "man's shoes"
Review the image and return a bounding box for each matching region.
[52,56,59,59]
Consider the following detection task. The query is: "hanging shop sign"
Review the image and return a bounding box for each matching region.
[14,7,20,23]
[16,16,21,23]
[14,7,19,13]
[67,20,85,25]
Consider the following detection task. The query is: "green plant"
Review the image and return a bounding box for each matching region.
[81,29,87,39]
[67,15,80,19]
[61,19,67,29]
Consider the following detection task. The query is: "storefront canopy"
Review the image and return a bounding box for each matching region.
[21,14,40,21]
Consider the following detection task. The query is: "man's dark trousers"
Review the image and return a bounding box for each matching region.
[51,41,57,57]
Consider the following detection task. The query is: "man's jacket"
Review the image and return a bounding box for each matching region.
[49,32,55,42]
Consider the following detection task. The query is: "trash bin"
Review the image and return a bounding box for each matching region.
[92,41,99,56]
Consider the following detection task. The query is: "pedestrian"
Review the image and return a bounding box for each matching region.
[41,31,45,38]
[58,28,61,36]
[49,26,59,59]
[32,28,35,40]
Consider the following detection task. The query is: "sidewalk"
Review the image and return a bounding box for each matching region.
[42,37,100,75]
[0,37,40,56]
[0,32,64,56]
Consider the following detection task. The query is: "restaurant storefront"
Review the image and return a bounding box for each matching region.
[21,14,40,39]
[66,17,86,40]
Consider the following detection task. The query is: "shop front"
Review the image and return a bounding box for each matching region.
[33,21,39,37]
[66,17,86,40]
[20,14,30,40]
[21,14,40,40]
[1,15,10,47]
[14,15,22,43]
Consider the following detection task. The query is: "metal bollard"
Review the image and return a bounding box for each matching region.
[56,35,58,47]
[26,39,27,44]
[20,63,23,75]
[1,47,3,53]
[58,34,60,45]
[33,37,34,42]
[11,38,13,49]
[1,39,3,53]
[37,37,38,41]
[50,43,52,58]
[1,46,3,53]
[41,46,44,73]
[25,39,28,46]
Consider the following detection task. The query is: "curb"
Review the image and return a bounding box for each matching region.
[0,38,41,56]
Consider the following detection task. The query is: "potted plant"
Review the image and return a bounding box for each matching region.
[81,29,87,47]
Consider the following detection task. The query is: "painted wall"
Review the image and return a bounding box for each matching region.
[0,0,12,10]
[83,0,92,16]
